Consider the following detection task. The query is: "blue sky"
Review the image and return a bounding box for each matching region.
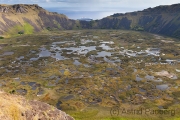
[0,0,179,19]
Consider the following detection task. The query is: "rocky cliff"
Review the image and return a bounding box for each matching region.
[1,3,180,38]
[0,4,76,37]
[80,3,180,38]
[0,90,74,120]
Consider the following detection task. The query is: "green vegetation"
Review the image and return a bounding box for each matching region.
[23,23,34,34]
[5,22,34,37]
[46,27,52,31]
[132,25,144,31]
[18,31,24,35]
[53,20,62,29]
[0,36,4,39]
[73,21,82,30]
[68,110,99,120]
[0,30,179,120]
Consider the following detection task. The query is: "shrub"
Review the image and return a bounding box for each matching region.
[46,27,52,31]
[0,36,4,39]
[18,31,24,35]
[9,90,15,94]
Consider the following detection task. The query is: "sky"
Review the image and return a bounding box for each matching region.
[0,0,179,19]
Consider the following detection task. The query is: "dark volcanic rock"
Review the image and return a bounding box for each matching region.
[0,4,43,13]
[0,6,9,13]
[12,4,28,13]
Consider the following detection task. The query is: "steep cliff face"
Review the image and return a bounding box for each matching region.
[97,17,132,29]
[1,3,180,38]
[88,3,180,38]
[0,90,74,120]
[0,4,76,37]
[38,11,75,30]
[0,4,40,13]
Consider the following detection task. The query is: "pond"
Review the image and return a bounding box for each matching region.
[37,88,44,96]
[16,56,24,60]
[156,84,169,91]
[2,51,14,56]
[99,44,113,50]
[16,89,27,95]
[136,75,143,81]
[145,75,154,80]
[39,48,52,57]
[73,60,82,66]
[96,51,112,57]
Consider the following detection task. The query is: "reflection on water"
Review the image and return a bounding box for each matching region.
[39,50,51,57]
[65,78,69,84]
[156,84,169,91]
[145,75,154,80]
[56,100,62,110]
[37,88,44,96]
[16,56,24,60]
[62,95,74,100]
[73,60,81,66]
[16,89,27,95]
[52,52,66,60]
[99,44,113,50]
[28,82,39,90]
[27,39,164,66]
[84,64,90,67]
[2,52,14,56]
[30,58,39,61]
[136,75,143,81]
[104,57,121,63]
[60,70,65,74]
[96,51,111,57]
[139,88,146,92]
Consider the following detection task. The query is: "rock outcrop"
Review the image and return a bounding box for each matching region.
[0,6,9,13]
[0,90,74,120]
[0,4,41,13]
[13,5,28,13]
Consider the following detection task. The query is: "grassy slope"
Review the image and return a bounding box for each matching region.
[0,5,44,37]
[0,6,71,38]
[0,90,74,120]
[5,22,34,37]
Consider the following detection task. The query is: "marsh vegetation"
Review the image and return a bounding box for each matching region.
[0,30,179,119]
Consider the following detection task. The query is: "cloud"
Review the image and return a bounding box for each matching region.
[0,0,179,20]
[0,0,179,12]
[1,0,179,4]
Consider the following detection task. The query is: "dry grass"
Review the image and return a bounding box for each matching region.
[0,90,74,120]
[0,90,29,120]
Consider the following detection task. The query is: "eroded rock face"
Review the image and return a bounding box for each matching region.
[0,91,74,120]
[0,4,75,35]
[12,5,28,13]
[0,6,9,13]
[0,4,41,13]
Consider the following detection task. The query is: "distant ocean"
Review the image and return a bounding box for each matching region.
[44,7,120,20]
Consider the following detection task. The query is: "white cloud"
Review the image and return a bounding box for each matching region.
[0,0,179,19]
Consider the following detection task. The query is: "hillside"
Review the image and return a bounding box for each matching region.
[80,3,180,38]
[1,4,180,38]
[0,4,76,37]
[0,90,74,120]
